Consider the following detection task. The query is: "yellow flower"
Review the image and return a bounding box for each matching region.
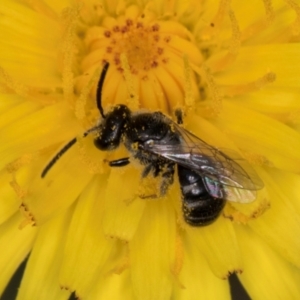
[1,0,300,299]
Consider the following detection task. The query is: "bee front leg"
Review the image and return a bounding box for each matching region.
[108,157,130,167]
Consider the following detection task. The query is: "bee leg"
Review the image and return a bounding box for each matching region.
[160,162,175,196]
[108,157,130,167]
[142,162,161,178]
[139,164,159,199]
[175,108,184,124]
[153,163,161,177]
[141,162,174,197]
[139,194,157,199]
[142,164,154,178]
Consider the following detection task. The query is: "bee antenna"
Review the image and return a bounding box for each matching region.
[41,126,100,178]
[96,62,109,119]
[41,137,77,178]
[41,64,109,178]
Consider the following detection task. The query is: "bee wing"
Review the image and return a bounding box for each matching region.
[202,176,258,203]
[143,123,263,203]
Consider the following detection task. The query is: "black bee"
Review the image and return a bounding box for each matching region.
[42,63,263,226]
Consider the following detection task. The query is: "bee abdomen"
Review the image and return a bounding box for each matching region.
[177,165,225,226]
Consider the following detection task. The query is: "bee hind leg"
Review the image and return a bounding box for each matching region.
[160,162,175,196]
[141,162,175,196]
[141,163,155,178]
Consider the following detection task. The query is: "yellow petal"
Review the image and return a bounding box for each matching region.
[152,64,184,108]
[0,212,36,295]
[88,270,134,300]
[248,167,300,268]
[186,112,240,149]
[43,0,70,15]
[239,3,297,45]
[103,166,146,241]
[158,21,194,40]
[17,209,71,300]
[214,101,300,172]
[0,0,61,86]
[0,96,41,128]
[0,170,20,224]
[236,225,300,299]
[81,47,107,71]
[0,102,81,170]
[175,234,231,300]
[21,142,94,225]
[186,217,243,279]
[267,168,300,214]
[224,86,300,121]
[167,35,203,66]
[139,73,162,110]
[211,44,300,88]
[124,4,140,19]
[129,199,176,300]
[101,68,123,107]
[114,79,137,108]
[59,176,117,299]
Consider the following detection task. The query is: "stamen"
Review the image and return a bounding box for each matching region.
[203,68,222,116]
[183,55,195,111]
[224,198,271,223]
[138,176,160,199]
[239,0,275,43]
[223,205,249,224]
[242,151,273,167]
[195,0,231,47]
[202,0,231,38]
[228,9,241,56]
[120,53,139,110]
[171,232,185,288]
[6,154,36,174]
[0,68,60,105]
[10,180,27,200]
[77,137,104,174]
[110,255,130,275]
[61,5,80,103]
[0,67,29,97]
[18,216,35,229]
[240,20,268,43]
[250,201,271,218]
[75,67,101,121]
[284,0,300,35]
[19,202,36,227]
[221,72,276,97]
[192,63,222,116]
[209,9,241,72]
[262,0,275,24]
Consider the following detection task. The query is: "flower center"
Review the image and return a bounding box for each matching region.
[83,19,170,79]
[74,6,203,115]
[105,21,167,74]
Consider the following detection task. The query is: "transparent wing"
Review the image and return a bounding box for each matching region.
[142,122,263,203]
[202,176,258,203]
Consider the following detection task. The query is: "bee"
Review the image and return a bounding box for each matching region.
[42,63,263,226]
